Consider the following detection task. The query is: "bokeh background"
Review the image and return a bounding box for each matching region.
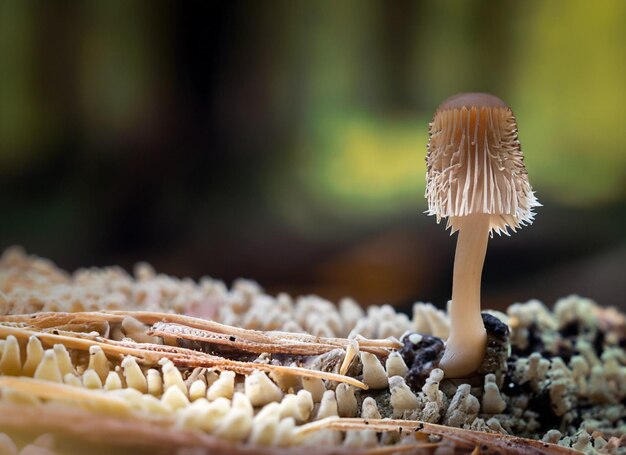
[1,0,624,312]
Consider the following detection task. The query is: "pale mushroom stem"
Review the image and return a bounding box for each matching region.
[439,213,490,378]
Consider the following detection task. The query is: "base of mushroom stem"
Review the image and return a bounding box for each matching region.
[400,312,510,393]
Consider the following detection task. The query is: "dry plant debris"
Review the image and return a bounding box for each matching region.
[0,247,624,454]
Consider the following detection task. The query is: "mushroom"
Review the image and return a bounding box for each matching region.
[425,92,539,377]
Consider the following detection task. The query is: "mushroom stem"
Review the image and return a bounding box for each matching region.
[439,213,490,377]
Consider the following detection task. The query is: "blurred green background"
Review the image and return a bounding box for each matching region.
[1,0,624,311]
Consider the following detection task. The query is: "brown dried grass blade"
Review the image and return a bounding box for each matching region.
[294,418,580,455]
[0,311,400,355]
[0,324,368,389]
[0,324,164,363]
[149,322,340,355]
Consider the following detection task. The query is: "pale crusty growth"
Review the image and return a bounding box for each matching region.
[443,384,480,427]
[426,93,539,235]
[335,383,357,418]
[482,374,507,414]
[360,397,381,420]
[279,390,313,423]
[385,351,409,378]
[214,392,253,441]
[207,370,235,400]
[0,251,623,453]
[121,316,160,344]
[161,384,190,410]
[250,402,281,445]
[34,350,63,383]
[121,356,148,393]
[189,379,207,401]
[0,336,21,376]
[301,376,325,402]
[389,375,420,417]
[360,352,388,389]
[412,302,450,339]
[87,345,109,383]
[245,370,284,407]
[22,336,44,377]
[146,368,163,396]
[315,390,339,420]
[161,359,187,396]
[104,371,122,390]
[82,369,103,389]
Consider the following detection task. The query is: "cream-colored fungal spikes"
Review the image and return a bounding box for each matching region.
[0,335,21,376]
[121,356,147,393]
[482,373,507,414]
[161,359,187,396]
[87,345,109,383]
[386,351,408,378]
[315,390,338,420]
[301,376,325,402]
[207,370,235,400]
[189,379,206,401]
[279,390,313,423]
[34,350,63,383]
[104,371,122,390]
[335,383,357,417]
[214,392,253,442]
[426,92,539,235]
[250,402,281,445]
[389,376,420,417]
[82,369,103,389]
[245,370,283,407]
[360,352,388,389]
[121,316,159,344]
[53,344,74,377]
[360,396,381,419]
[146,368,163,396]
[22,336,44,377]
[161,385,190,410]
[425,93,539,378]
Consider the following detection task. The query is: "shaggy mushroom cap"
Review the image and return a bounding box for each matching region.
[426,92,540,235]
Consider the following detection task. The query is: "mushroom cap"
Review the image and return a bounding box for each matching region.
[426,92,540,235]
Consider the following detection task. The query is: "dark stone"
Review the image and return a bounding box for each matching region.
[477,313,511,379]
[527,387,562,432]
[399,334,445,390]
[482,313,509,340]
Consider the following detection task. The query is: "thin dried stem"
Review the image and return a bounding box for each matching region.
[150,322,341,355]
[0,311,400,355]
[295,418,580,455]
[0,324,368,389]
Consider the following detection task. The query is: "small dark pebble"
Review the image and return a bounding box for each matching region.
[527,388,561,432]
[482,313,509,340]
[400,334,445,390]
[229,336,236,342]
